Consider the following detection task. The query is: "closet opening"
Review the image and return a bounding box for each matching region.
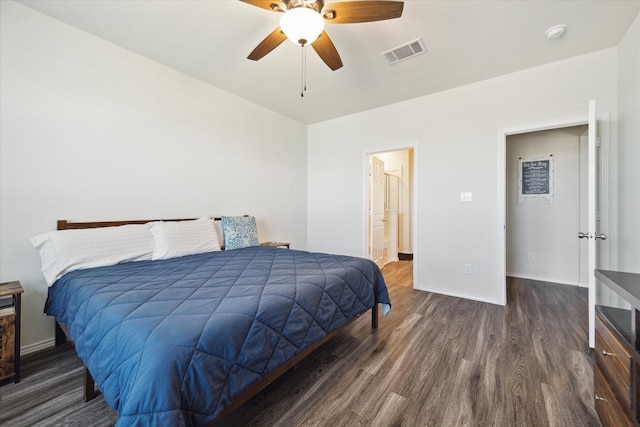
[505,125,589,288]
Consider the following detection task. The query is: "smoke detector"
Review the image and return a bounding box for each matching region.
[545,24,566,39]
[381,38,427,65]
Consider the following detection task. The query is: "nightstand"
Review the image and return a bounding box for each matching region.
[0,281,24,383]
[260,242,290,249]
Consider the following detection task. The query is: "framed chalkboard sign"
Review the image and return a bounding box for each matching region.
[518,157,554,204]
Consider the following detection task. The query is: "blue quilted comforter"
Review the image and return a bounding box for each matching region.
[45,246,390,426]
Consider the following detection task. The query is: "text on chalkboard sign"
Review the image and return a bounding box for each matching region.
[518,157,554,204]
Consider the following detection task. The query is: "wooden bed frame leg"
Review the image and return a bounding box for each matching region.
[55,322,67,346]
[371,303,379,329]
[84,367,97,402]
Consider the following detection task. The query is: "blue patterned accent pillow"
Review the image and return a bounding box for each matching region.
[221,216,260,250]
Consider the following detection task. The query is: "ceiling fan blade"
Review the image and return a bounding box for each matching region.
[239,0,286,13]
[311,31,343,71]
[247,27,288,61]
[322,1,404,23]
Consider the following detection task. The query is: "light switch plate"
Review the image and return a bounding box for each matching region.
[461,192,472,202]
[464,264,473,275]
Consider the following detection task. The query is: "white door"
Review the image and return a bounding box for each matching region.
[584,99,607,348]
[370,155,385,268]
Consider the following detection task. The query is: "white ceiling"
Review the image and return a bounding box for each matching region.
[17,0,640,124]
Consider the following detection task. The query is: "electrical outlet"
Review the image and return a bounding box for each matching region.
[460,192,472,202]
[528,252,535,260]
[464,264,473,275]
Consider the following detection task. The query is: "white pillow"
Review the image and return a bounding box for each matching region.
[147,218,221,260]
[31,224,155,286]
[213,219,224,249]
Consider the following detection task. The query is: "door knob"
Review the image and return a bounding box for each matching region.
[577,232,607,240]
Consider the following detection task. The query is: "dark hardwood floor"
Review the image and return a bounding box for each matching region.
[0,262,600,426]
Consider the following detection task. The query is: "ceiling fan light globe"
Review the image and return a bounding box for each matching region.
[280,7,325,45]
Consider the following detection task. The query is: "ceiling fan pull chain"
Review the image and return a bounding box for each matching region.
[300,44,307,98]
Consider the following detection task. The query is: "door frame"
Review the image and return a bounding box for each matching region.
[364,143,418,289]
[370,154,386,268]
[499,115,609,306]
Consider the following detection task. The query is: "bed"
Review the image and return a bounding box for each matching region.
[35,217,391,426]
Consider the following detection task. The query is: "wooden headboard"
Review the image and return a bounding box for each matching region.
[57,216,245,231]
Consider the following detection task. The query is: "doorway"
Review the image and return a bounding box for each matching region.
[505,125,589,286]
[366,148,415,276]
[501,105,610,346]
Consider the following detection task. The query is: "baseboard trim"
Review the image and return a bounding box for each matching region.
[413,284,503,306]
[506,273,587,288]
[21,338,55,355]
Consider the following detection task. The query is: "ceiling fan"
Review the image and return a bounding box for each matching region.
[241,0,404,71]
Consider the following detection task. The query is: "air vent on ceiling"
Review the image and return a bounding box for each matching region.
[381,38,427,65]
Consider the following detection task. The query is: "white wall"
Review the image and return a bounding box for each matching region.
[506,126,588,286]
[308,48,618,305]
[0,2,308,352]
[617,14,640,273]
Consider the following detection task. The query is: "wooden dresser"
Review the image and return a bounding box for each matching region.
[595,270,640,427]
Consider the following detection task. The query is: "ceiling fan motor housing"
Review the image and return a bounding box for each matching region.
[282,0,324,13]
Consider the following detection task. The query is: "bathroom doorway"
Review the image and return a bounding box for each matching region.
[366,148,414,271]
